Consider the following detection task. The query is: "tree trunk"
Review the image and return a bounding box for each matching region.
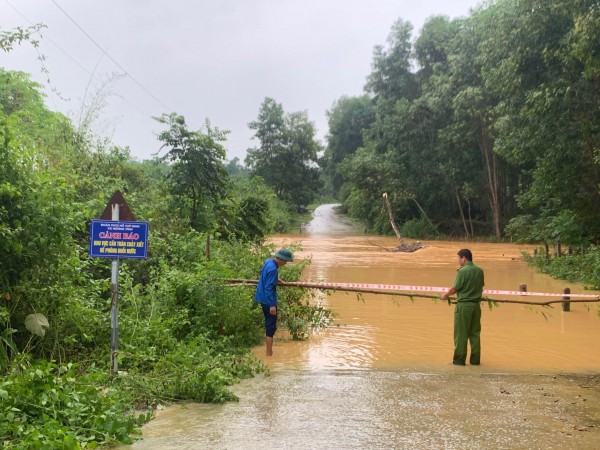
[411,197,435,230]
[382,192,404,243]
[454,188,470,238]
[479,128,501,239]
[190,188,198,229]
[467,197,474,237]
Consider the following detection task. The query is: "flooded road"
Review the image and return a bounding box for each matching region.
[130,204,600,449]
[273,205,600,373]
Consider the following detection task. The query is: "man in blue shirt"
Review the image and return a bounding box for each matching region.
[255,248,294,356]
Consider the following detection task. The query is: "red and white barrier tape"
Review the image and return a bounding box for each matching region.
[282,281,600,298]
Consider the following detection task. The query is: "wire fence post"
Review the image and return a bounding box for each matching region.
[562,287,571,312]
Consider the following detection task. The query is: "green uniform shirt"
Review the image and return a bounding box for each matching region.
[453,261,485,302]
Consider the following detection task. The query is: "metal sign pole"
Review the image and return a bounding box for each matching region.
[110,203,120,373]
[91,190,147,373]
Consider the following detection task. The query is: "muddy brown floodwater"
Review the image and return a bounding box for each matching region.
[127,204,600,449]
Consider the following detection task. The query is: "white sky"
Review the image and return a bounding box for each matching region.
[1,0,481,162]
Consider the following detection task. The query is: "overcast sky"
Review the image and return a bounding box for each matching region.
[2,0,481,162]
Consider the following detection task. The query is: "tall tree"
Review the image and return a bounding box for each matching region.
[414,15,460,82]
[442,8,515,239]
[245,98,322,208]
[416,16,488,237]
[353,17,446,234]
[0,70,77,291]
[365,18,420,105]
[485,0,600,243]
[156,113,229,231]
[322,95,375,197]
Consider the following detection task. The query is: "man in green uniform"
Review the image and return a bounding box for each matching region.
[441,249,485,366]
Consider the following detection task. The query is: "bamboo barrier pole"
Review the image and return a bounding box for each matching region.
[225,279,600,307]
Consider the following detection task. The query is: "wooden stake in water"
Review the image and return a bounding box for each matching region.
[562,287,571,312]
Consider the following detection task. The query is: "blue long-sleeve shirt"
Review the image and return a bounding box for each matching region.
[254,258,279,307]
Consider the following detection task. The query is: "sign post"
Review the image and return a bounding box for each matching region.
[89,191,148,373]
[110,204,120,374]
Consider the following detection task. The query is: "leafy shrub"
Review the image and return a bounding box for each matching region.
[401,217,439,239]
[506,210,588,245]
[0,360,149,448]
[115,336,266,406]
[525,245,600,290]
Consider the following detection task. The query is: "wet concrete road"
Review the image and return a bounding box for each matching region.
[132,371,600,449]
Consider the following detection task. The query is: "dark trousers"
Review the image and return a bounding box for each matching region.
[261,303,277,337]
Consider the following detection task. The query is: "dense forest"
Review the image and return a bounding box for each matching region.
[1,0,600,447]
[322,0,600,247]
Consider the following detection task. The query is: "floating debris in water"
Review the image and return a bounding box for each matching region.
[392,241,428,253]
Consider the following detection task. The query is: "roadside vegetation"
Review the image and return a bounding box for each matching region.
[524,246,600,291]
[0,28,330,446]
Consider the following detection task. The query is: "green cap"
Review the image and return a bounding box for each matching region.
[275,248,294,262]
